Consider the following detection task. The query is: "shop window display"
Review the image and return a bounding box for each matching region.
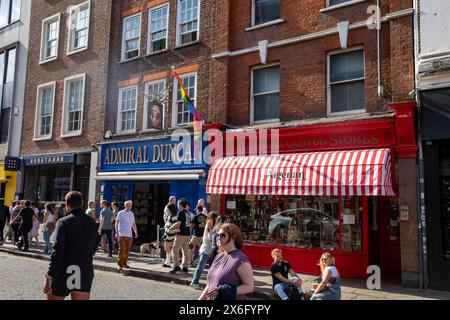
[225,195,362,251]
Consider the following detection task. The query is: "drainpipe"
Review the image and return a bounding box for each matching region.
[413,0,428,291]
[377,0,383,99]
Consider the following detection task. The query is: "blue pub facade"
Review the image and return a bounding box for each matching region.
[96,135,207,242]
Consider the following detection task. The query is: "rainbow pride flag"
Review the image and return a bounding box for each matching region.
[172,68,203,161]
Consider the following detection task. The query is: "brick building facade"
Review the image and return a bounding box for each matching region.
[20,0,112,206]
[95,0,217,242]
[206,0,420,287]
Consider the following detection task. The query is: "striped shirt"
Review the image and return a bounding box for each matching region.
[207,249,250,300]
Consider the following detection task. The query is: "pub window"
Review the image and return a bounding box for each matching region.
[251,64,280,124]
[121,13,141,61]
[34,82,56,140]
[173,73,196,126]
[40,13,60,63]
[144,79,165,131]
[328,48,365,115]
[148,3,169,53]
[176,0,199,46]
[62,74,85,137]
[67,1,90,54]
[252,0,280,26]
[0,0,21,28]
[117,86,137,133]
[0,47,16,144]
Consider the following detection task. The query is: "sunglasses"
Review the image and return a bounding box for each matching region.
[218,232,228,238]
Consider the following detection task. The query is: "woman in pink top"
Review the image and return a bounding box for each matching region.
[199,223,254,300]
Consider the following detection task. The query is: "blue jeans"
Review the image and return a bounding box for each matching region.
[310,280,341,300]
[191,253,209,285]
[43,229,54,253]
[274,283,291,300]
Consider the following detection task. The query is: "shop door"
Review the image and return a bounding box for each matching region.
[379,197,401,274]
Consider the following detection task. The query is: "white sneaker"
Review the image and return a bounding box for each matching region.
[190,283,201,290]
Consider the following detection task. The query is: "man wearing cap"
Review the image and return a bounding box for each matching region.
[0,198,10,245]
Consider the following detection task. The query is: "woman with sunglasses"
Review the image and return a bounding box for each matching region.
[199,223,254,300]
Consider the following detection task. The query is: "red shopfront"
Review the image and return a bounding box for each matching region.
[206,103,417,278]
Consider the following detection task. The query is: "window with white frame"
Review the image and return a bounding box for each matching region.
[253,0,280,26]
[252,65,280,123]
[328,49,365,115]
[148,4,169,53]
[40,13,60,62]
[68,1,90,53]
[0,0,21,29]
[62,74,85,136]
[121,14,141,61]
[144,80,165,130]
[118,86,137,132]
[177,0,199,45]
[328,0,353,7]
[0,47,16,144]
[35,83,55,139]
[174,74,196,125]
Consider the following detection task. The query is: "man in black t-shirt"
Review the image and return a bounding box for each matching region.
[169,199,192,274]
[10,200,35,251]
[271,248,303,300]
[0,198,10,245]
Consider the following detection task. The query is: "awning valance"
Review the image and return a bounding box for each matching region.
[206,149,395,196]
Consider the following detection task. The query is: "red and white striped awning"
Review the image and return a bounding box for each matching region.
[206,149,395,196]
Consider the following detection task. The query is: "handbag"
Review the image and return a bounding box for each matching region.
[46,222,56,231]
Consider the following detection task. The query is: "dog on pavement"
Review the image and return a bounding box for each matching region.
[139,241,160,257]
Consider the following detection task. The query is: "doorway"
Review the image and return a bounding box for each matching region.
[0,182,6,199]
[133,183,170,243]
[369,197,401,282]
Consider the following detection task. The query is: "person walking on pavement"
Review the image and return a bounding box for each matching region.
[42,203,57,254]
[98,200,114,257]
[190,199,208,266]
[170,198,192,274]
[116,200,138,271]
[43,191,97,300]
[190,211,219,289]
[162,196,178,268]
[0,198,10,245]
[111,202,119,253]
[10,200,35,252]
[9,200,23,245]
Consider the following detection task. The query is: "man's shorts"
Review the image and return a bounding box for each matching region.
[51,275,94,297]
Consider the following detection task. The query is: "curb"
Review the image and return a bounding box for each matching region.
[0,247,272,300]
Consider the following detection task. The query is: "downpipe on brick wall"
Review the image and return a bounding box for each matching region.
[377,0,384,99]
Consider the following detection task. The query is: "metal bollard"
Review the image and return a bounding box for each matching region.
[156,225,160,259]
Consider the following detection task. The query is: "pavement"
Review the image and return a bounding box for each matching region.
[0,241,449,300]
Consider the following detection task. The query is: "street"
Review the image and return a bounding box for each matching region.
[0,252,199,300]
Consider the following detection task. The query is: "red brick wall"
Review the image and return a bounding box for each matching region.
[21,0,112,156]
[212,0,414,126]
[105,0,218,140]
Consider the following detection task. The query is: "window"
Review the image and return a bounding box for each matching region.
[225,195,346,251]
[68,1,90,54]
[144,80,165,130]
[62,74,85,136]
[148,4,169,53]
[328,0,353,6]
[438,143,450,261]
[328,49,365,115]
[251,65,280,123]
[253,0,280,26]
[0,0,21,28]
[121,14,141,61]
[34,82,55,139]
[40,13,60,63]
[173,73,196,126]
[177,0,199,46]
[0,47,16,144]
[117,86,137,133]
